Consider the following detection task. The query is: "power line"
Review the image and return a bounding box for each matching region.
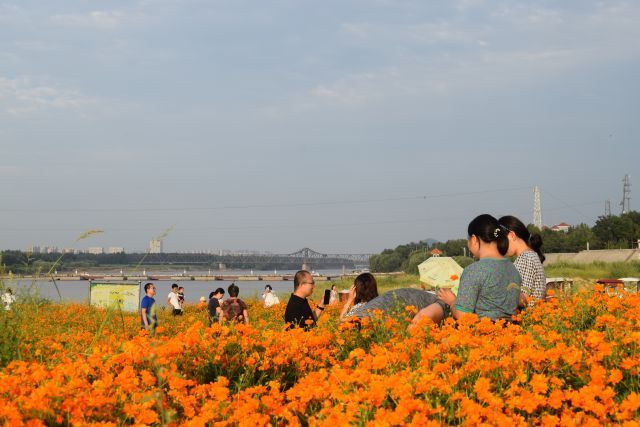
[0,186,531,213]
[0,199,605,234]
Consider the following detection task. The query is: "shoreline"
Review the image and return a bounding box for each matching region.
[1,272,400,282]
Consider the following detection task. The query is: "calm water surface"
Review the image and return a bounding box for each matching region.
[6,269,346,304]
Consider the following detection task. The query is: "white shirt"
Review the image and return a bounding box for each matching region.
[168,292,181,309]
[264,292,279,307]
[1,292,15,310]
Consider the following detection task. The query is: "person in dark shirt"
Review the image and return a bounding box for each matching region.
[221,283,249,324]
[284,270,326,330]
[207,288,225,326]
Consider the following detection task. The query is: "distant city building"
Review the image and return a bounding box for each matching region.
[44,246,58,254]
[88,247,104,255]
[149,239,162,254]
[61,248,75,254]
[108,247,124,254]
[27,245,41,254]
[550,222,571,233]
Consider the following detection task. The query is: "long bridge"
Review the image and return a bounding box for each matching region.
[281,248,372,263]
[133,248,372,270]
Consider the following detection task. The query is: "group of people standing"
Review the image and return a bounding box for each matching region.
[284,214,546,329]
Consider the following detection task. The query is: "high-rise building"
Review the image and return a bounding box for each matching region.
[108,247,125,254]
[88,247,104,255]
[149,239,162,254]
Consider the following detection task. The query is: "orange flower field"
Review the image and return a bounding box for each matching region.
[1,286,640,426]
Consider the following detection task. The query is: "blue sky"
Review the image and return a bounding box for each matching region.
[1,0,639,253]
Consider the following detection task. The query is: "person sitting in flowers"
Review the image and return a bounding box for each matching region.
[340,276,446,321]
[284,270,326,330]
[339,273,379,321]
[499,215,547,307]
[412,214,521,325]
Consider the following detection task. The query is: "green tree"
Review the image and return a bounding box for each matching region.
[402,250,431,275]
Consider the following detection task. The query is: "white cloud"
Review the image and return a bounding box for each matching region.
[50,10,128,29]
[0,76,98,116]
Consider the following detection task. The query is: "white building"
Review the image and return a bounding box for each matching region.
[108,247,125,254]
[550,222,571,233]
[88,247,104,255]
[27,245,41,254]
[149,239,162,254]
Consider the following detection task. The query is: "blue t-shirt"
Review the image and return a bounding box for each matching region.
[140,295,157,328]
[455,258,521,321]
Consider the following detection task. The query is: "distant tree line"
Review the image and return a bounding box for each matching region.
[0,251,355,274]
[370,211,640,273]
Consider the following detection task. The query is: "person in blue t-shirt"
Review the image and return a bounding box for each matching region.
[140,282,158,334]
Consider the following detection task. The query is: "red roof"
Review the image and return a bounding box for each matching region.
[431,248,442,255]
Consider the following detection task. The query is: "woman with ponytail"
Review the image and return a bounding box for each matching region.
[498,215,546,306]
[412,214,521,325]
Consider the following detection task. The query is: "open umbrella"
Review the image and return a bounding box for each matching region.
[418,257,463,295]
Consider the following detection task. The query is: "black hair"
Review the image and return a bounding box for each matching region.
[353,272,379,304]
[228,283,239,297]
[467,214,509,256]
[293,270,310,290]
[498,215,545,263]
[144,282,155,292]
[208,291,215,299]
[264,284,272,291]
[214,287,225,295]
[171,283,179,290]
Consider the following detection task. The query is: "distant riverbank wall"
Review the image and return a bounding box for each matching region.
[546,249,640,264]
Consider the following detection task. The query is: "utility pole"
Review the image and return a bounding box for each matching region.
[605,200,611,217]
[620,174,631,214]
[533,186,542,229]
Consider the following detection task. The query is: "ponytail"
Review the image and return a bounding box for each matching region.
[498,215,545,263]
[468,214,509,256]
[528,233,545,263]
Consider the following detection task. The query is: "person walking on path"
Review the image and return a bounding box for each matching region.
[220,283,249,324]
[284,270,326,330]
[168,283,183,316]
[140,283,158,334]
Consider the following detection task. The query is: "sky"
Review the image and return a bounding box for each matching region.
[1,0,639,254]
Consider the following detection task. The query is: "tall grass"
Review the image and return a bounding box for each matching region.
[545,260,640,279]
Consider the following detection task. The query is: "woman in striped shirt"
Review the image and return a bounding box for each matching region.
[499,215,547,306]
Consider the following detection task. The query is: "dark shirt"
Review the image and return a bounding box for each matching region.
[208,298,220,323]
[284,294,315,330]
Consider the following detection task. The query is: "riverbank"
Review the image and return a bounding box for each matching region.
[0,271,402,282]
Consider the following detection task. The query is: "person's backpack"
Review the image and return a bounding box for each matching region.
[222,298,246,322]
